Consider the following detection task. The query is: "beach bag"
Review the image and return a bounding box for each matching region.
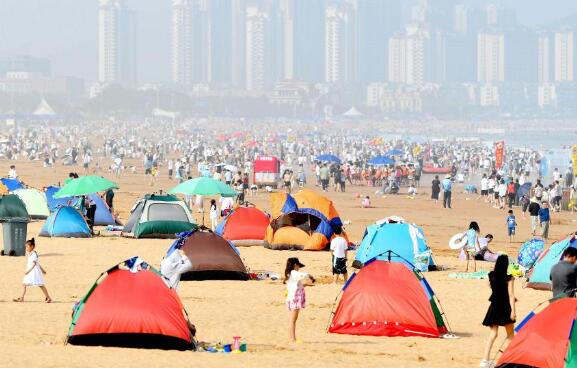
[517,239,545,269]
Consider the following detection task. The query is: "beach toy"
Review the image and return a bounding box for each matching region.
[449,233,468,250]
[223,344,232,353]
[233,336,241,351]
[240,343,247,352]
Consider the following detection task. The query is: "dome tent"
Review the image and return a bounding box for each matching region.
[67,257,196,350]
[328,257,449,338]
[13,188,50,219]
[215,206,269,246]
[122,194,196,239]
[45,186,75,212]
[355,222,436,272]
[527,236,577,290]
[39,206,91,238]
[0,194,29,222]
[166,229,249,281]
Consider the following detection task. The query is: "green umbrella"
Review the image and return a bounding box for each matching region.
[168,177,236,197]
[54,176,118,198]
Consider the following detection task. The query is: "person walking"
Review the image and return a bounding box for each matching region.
[13,239,52,303]
[442,174,452,208]
[431,175,441,202]
[539,201,551,239]
[481,255,516,368]
[528,198,541,236]
[330,227,348,283]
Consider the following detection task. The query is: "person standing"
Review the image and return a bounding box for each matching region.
[8,165,17,179]
[506,210,517,242]
[550,247,577,298]
[539,201,551,239]
[209,199,218,230]
[481,255,516,368]
[13,239,52,303]
[552,180,563,212]
[480,174,489,202]
[442,175,452,208]
[284,257,315,343]
[528,198,541,236]
[431,175,441,202]
[465,221,481,272]
[319,164,330,192]
[105,188,115,210]
[570,185,577,214]
[167,159,174,180]
[506,179,517,209]
[330,227,348,283]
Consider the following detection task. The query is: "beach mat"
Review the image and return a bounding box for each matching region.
[448,270,489,279]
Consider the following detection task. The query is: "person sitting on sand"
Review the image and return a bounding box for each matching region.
[476,234,499,262]
[407,183,417,198]
[284,257,315,343]
[361,195,371,208]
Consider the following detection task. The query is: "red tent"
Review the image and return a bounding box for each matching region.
[497,298,577,368]
[329,261,447,338]
[216,206,270,246]
[67,258,195,350]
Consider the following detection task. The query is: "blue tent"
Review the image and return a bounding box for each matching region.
[385,149,403,156]
[1,178,24,191]
[527,237,577,290]
[316,154,341,164]
[368,156,395,166]
[39,206,91,238]
[45,186,75,212]
[355,222,435,272]
[89,194,118,226]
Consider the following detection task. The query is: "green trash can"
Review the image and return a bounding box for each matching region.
[2,221,28,256]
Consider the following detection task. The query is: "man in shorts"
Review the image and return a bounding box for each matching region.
[480,173,489,201]
[330,227,348,283]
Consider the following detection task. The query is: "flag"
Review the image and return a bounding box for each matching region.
[495,141,505,169]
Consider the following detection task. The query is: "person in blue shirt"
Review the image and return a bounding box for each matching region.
[538,201,550,239]
[442,174,452,208]
[506,210,517,242]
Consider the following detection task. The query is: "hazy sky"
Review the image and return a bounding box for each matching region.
[0,0,576,83]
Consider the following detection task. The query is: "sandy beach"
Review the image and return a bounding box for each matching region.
[1,160,575,368]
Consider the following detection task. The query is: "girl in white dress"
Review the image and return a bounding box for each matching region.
[284,257,315,343]
[13,239,51,303]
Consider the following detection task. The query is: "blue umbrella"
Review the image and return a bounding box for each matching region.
[316,154,342,164]
[368,156,395,166]
[385,149,403,156]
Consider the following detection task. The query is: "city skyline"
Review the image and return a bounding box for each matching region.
[2,0,577,83]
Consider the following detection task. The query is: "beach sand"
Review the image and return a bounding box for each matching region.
[1,160,575,368]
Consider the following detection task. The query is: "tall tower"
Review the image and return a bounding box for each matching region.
[325,3,347,84]
[172,0,193,86]
[98,0,136,86]
[554,29,574,82]
[538,32,551,84]
[477,30,505,83]
[388,25,431,86]
[245,5,268,90]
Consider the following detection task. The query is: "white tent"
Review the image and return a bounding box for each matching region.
[342,106,364,118]
[32,98,56,116]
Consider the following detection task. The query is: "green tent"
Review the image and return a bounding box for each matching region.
[13,189,50,219]
[0,195,30,222]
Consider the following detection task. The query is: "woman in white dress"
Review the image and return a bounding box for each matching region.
[13,239,51,303]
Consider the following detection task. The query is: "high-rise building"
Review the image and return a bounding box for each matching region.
[325,3,347,84]
[477,30,504,83]
[231,0,247,88]
[98,0,136,86]
[172,0,194,86]
[506,28,538,83]
[388,24,431,86]
[554,29,575,82]
[454,4,468,36]
[538,32,552,83]
[245,5,268,90]
[208,0,233,87]
[280,0,325,83]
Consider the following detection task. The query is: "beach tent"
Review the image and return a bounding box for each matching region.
[264,189,348,251]
[39,206,91,238]
[45,186,75,212]
[517,238,545,269]
[0,178,24,192]
[497,298,577,368]
[527,236,577,290]
[122,194,196,239]
[0,194,29,222]
[89,194,119,226]
[67,257,196,350]
[166,230,249,281]
[13,188,49,219]
[355,222,436,272]
[215,206,270,246]
[328,260,448,338]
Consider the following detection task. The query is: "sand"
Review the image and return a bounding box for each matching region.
[1,160,575,368]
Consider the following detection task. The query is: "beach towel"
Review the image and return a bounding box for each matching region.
[448,270,489,279]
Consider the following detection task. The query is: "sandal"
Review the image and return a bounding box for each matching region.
[45,297,52,303]
[13,297,24,302]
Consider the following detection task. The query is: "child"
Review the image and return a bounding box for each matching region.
[506,210,517,242]
[361,195,371,208]
[407,183,417,198]
[14,239,51,303]
[538,201,550,239]
[284,257,315,343]
[209,199,218,230]
[330,227,348,283]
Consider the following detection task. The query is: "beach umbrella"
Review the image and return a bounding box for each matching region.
[54,176,118,198]
[368,156,395,166]
[169,177,236,197]
[385,149,403,156]
[316,154,342,164]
